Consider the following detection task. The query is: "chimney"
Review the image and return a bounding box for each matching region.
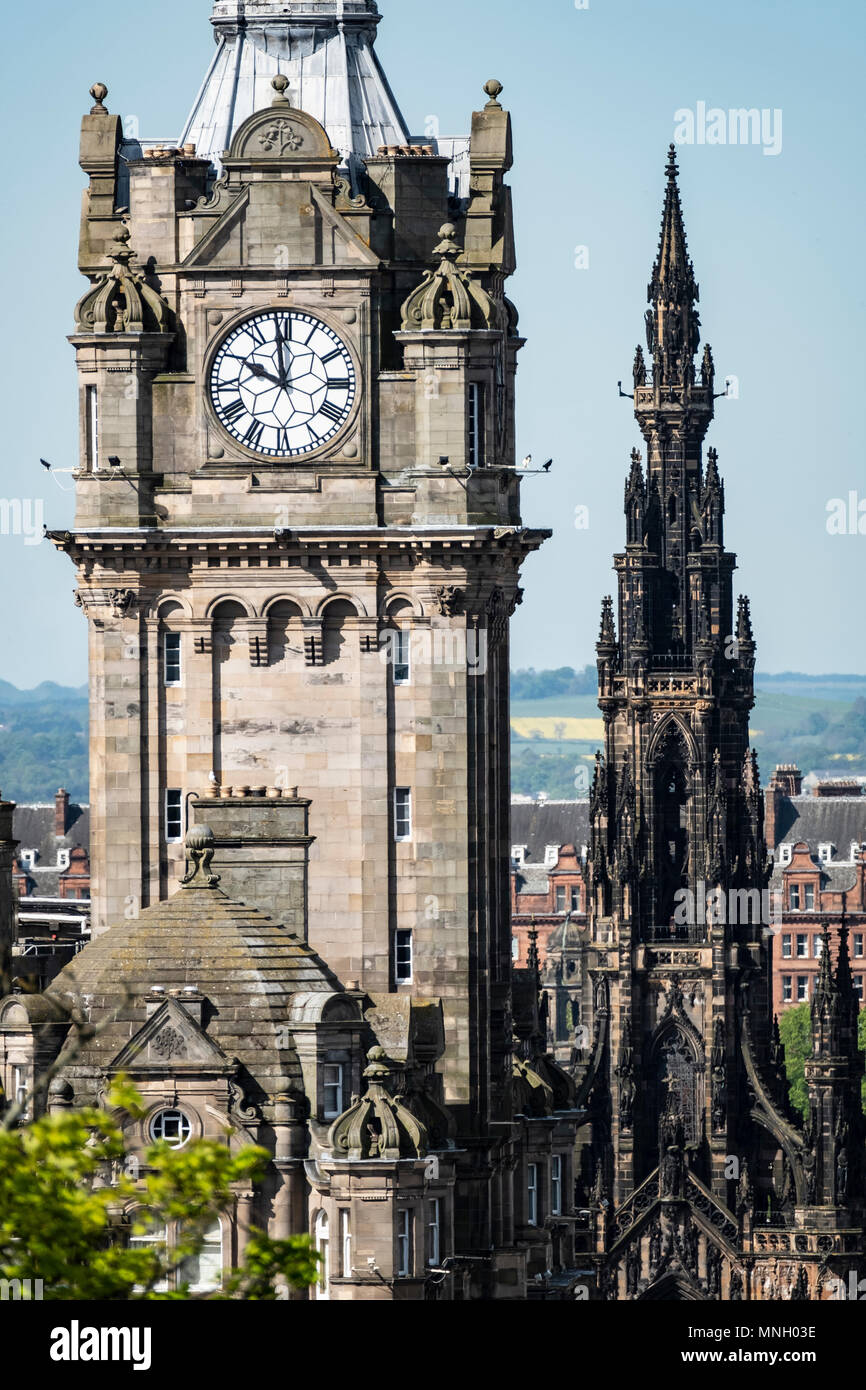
[765,766,802,850]
[55,788,70,838]
[189,785,314,940]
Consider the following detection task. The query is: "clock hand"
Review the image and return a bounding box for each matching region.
[246,361,284,389]
[273,317,290,388]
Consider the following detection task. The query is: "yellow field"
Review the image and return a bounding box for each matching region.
[511,716,606,741]
[512,717,765,743]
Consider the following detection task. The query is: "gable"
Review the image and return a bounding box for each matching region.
[109,997,230,1072]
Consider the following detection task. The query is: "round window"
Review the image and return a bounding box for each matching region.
[149,1109,192,1149]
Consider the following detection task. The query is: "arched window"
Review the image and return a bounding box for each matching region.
[322,600,356,667]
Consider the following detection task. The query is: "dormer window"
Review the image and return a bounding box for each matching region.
[818,843,834,865]
[322,1062,344,1122]
[779,844,793,867]
[544,844,560,869]
[57,849,71,871]
[851,842,862,863]
[511,845,527,869]
[20,850,39,870]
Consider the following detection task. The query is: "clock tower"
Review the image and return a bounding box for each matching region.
[58,0,545,1147]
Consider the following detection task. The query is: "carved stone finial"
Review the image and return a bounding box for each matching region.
[271,74,291,105]
[181,824,220,888]
[483,78,504,109]
[89,82,109,115]
[401,225,503,332]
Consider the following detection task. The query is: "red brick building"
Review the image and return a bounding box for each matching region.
[765,766,866,1016]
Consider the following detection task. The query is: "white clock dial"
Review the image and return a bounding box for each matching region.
[209,311,356,458]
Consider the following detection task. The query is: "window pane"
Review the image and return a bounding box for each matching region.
[395,929,413,983]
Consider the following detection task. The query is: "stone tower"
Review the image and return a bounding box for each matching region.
[577,148,865,1301]
[54,0,544,1153]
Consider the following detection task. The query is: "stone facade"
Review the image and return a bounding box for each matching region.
[0,0,585,1302]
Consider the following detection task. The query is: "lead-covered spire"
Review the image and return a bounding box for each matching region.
[181,0,410,171]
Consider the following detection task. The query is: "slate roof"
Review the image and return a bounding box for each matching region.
[47,879,343,1106]
[772,796,866,855]
[13,803,90,898]
[511,800,591,861]
[511,799,590,899]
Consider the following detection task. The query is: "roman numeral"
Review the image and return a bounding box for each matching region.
[322,349,342,364]
[245,320,267,346]
[276,428,292,453]
[326,378,351,392]
[221,399,246,423]
[319,400,344,424]
[243,420,265,449]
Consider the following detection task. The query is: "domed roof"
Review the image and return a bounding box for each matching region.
[46,828,344,1108]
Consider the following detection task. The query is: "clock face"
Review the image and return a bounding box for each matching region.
[209,311,356,458]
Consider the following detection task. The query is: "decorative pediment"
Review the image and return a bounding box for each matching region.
[108,996,229,1072]
[224,79,338,170]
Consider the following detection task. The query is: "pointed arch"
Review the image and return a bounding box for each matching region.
[645,713,698,770]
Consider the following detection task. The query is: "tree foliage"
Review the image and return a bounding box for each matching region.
[0,1078,318,1300]
[778,1004,866,1123]
[778,1003,811,1121]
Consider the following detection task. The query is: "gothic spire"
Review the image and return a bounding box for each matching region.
[644,144,703,389]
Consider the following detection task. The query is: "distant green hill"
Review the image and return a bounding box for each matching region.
[0,670,863,807]
[510,668,866,799]
[0,683,89,803]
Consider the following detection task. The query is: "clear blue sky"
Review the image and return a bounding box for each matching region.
[1,0,864,687]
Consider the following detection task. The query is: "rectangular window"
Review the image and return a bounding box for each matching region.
[468,382,485,469]
[555,885,566,913]
[797,976,809,1003]
[570,886,581,913]
[164,632,182,686]
[782,934,792,959]
[855,977,864,1003]
[394,788,412,841]
[782,976,792,1002]
[815,935,824,959]
[323,1063,344,1121]
[790,885,801,911]
[86,385,99,471]
[340,1209,352,1278]
[796,933,808,958]
[551,1155,562,1216]
[427,1199,441,1268]
[394,929,413,984]
[13,1065,27,1107]
[527,1163,538,1227]
[396,1209,411,1278]
[511,937,519,962]
[392,629,411,686]
[165,789,184,843]
[856,935,864,959]
[804,884,815,911]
